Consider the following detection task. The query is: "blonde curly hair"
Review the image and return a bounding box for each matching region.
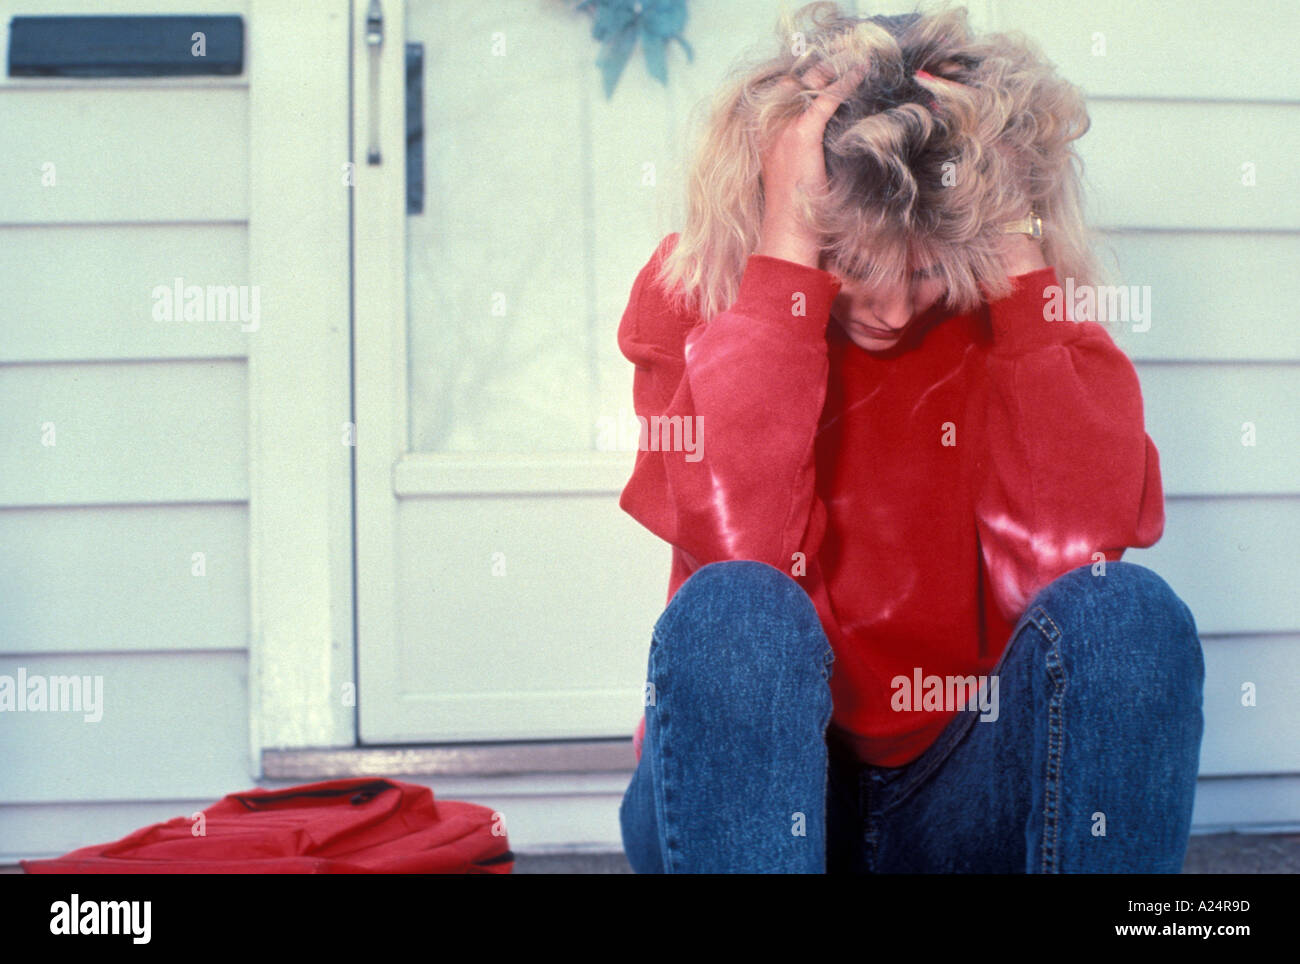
[656,1,1103,323]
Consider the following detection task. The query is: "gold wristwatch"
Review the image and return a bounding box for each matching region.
[1002,212,1043,238]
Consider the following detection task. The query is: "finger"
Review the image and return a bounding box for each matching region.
[805,64,867,121]
[804,63,866,101]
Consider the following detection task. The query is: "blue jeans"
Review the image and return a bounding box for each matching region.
[619,559,1205,873]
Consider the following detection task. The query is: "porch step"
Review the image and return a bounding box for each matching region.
[6,833,1297,873]
[513,833,1300,874]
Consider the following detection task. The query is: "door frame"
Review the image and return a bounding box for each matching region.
[246,0,356,768]
[351,0,409,745]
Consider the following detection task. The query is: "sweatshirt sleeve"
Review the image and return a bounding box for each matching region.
[973,265,1166,624]
[616,234,843,582]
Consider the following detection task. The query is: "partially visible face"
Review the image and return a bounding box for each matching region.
[820,252,948,352]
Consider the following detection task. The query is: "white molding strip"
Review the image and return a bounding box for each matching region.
[262,740,636,780]
[393,452,637,497]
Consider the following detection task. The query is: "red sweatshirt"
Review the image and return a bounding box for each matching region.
[619,232,1165,767]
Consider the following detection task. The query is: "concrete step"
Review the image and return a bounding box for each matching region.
[514,833,1300,873]
[6,832,1296,873]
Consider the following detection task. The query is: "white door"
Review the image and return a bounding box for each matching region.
[351,0,681,743]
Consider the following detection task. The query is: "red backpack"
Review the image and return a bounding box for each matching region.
[21,777,514,874]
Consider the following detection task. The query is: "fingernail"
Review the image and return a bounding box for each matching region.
[915,69,934,81]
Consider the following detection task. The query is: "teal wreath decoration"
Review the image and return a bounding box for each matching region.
[574,0,694,98]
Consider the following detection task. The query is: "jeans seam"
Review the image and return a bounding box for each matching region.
[646,648,678,874]
[1039,609,1067,874]
[877,709,977,815]
[862,779,878,873]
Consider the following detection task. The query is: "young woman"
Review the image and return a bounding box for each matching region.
[614,3,1205,873]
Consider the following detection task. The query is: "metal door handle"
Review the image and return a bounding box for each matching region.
[366,0,383,165]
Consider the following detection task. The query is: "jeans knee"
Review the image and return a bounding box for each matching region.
[1033,561,1204,685]
[1105,561,1197,639]
[653,560,828,669]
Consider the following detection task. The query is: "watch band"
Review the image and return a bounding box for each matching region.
[1002,212,1043,238]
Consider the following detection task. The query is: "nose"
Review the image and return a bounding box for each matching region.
[867,289,913,331]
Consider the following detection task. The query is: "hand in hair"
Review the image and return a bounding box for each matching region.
[754,60,868,269]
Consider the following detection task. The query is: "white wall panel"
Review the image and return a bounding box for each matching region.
[1106,232,1300,362]
[1126,497,1300,636]
[0,651,251,804]
[0,359,248,506]
[1198,634,1300,776]
[1081,102,1299,231]
[0,224,250,363]
[0,88,247,224]
[0,504,247,654]
[993,0,1300,101]
[1137,364,1300,496]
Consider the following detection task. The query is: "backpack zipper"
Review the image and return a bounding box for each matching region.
[232,780,394,810]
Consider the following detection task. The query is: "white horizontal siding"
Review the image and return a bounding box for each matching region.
[0,224,250,363]
[1190,775,1300,833]
[1127,497,1299,636]
[0,359,248,506]
[1107,232,1300,361]
[0,651,251,805]
[0,800,233,865]
[1138,365,1299,495]
[0,89,248,224]
[992,0,1300,101]
[1080,101,1298,231]
[0,504,247,654]
[1198,635,1300,775]
[0,0,259,842]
